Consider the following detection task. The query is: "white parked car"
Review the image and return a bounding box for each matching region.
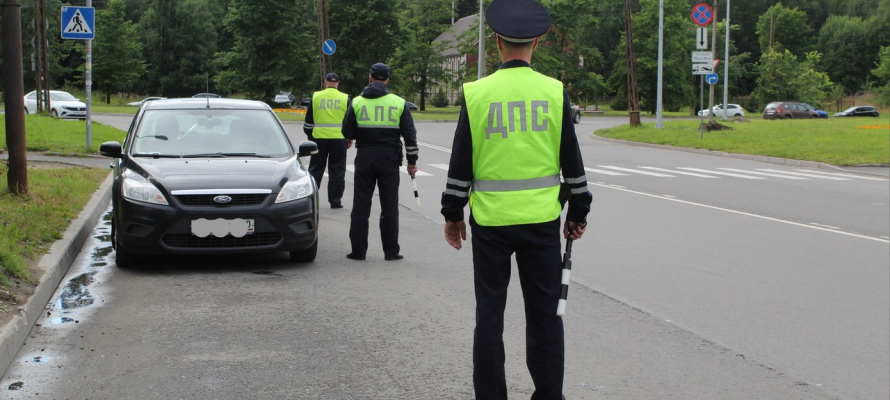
[24,90,86,119]
[697,103,746,117]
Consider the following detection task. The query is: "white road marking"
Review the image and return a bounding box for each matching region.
[585,167,626,176]
[601,166,675,177]
[663,195,676,198]
[678,168,764,179]
[418,142,452,153]
[639,166,719,178]
[757,169,852,180]
[718,168,808,179]
[345,164,431,176]
[588,182,889,243]
[429,164,450,171]
[793,169,888,181]
[809,223,840,229]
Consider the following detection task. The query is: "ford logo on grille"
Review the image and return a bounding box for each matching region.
[213,195,233,204]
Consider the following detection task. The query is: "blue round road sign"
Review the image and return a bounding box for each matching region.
[322,39,336,56]
[706,73,719,85]
[692,4,713,27]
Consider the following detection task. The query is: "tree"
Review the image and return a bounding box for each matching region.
[390,0,451,110]
[216,0,315,101]
[817,16,871,94]
[537,0,608,106]
[85,0,146,103]
[609,0,693,113]
[751,49,832,107]
[872,46,890,106]
[135,0,220,97]
[755,4,813,58]
[327,0,401,97]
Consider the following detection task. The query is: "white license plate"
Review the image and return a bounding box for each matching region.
[190,218,254,238]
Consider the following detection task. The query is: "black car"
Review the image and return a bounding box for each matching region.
[834,106,880,117]
[406,101,419,111]
[99,98,320,267]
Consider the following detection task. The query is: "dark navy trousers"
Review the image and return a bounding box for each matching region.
[308,138,348,207]
[470,216,565,400]
[349,149,400,258]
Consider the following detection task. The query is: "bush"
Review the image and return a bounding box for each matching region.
[431,91,449,108]
[610,93,628,111]
[453,91,464,106]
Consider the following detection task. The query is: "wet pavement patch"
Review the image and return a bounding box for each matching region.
[59,272,97,310]
[50,316,76,325]
[8,381,25,390]
[30,356,52,363]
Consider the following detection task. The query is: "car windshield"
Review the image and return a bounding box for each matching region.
[843,107,858,112]
[50,92,78,101]
[131,109,293,158]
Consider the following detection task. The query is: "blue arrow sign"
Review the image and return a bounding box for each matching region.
[706,72,719,85]
[61,7,95,40]
[322,39,336,56]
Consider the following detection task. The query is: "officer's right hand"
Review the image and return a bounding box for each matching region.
[564,220,587,240]
[444,220,466,250]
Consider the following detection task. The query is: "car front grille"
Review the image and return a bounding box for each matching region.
[175,194,269,207]
[162,232,282,248]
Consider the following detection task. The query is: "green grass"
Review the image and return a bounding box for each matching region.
[596,118,890,166]
[0,115,126,154]
[0,166,110,287]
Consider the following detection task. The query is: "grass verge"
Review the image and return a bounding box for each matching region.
[595,118,890,166]
[0,165,110,288]
[0,115,127,154]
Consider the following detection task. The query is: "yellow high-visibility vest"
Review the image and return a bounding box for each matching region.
[311,88,349,139]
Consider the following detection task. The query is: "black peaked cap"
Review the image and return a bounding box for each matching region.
[485,0,551,43]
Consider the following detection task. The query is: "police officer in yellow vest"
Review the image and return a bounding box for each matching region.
[440,1,591,398]
[342,63,419,261]
[303,72,352,209]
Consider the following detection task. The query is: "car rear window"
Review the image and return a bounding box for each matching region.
[765,103,780,109]
[133,109,293,157]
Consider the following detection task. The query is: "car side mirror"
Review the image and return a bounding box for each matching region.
[298,140,318,157]
[99,141,123,158]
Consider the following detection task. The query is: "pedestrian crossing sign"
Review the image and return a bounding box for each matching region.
[61,7,95,40]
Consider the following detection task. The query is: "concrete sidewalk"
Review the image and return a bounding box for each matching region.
[0,152,113,378]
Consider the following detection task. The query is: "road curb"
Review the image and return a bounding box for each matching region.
[589,133,889,177]
[0,173,113,378]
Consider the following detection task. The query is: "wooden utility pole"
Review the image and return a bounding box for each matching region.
[316,0,331,89]
[624,0,640,126]
[2,0,28,194]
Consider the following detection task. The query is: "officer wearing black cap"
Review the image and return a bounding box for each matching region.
[440,0,591,398]
[342,63,419,261]
[304,72,352,208]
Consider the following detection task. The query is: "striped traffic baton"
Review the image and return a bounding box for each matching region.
[411,173,420,206]
[556,239,573,317]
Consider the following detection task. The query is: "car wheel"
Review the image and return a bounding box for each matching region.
[289,239,318,262]
[573,112,580,124]
[111,221,138,268]
[50,109,59,118]
[810,115,817,119]
[783,115,792,119]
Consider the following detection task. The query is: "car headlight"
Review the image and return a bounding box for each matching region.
[275,175,314,203]
[122,172,168,205]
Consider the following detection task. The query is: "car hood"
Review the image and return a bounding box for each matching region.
[130,156,305,192]
[52,100,86,108]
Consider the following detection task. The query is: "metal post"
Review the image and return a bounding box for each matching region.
[722,0,731,121]
[700,75,704,139]
[477,0,484,79]
[655,0,664,128]
[85,0,92,149]
[2,0,28,193]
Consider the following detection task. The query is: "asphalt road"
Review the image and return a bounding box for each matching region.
[2,115,887,400]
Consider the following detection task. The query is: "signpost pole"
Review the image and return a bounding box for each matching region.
[700,75,704,139]
[722,0,731,121]
[655,0,664,129]
[85,0,91,149]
